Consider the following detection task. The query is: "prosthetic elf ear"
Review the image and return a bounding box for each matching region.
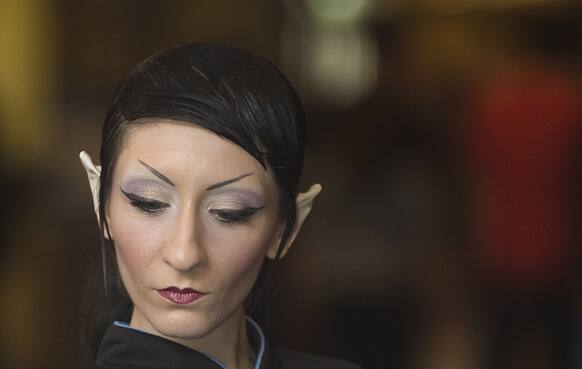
[267,183,322,259]
[79,150,102,226]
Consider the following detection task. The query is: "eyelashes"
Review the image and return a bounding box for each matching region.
[209,206,264,225]
[120,187,264,224]
[121,188,170,214]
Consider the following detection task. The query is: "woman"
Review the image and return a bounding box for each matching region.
[79,43,361,369]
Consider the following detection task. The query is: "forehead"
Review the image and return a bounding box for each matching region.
[115,119,274,189]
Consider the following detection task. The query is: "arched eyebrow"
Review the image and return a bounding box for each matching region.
[206,173,253,191]
[138,159,175,187]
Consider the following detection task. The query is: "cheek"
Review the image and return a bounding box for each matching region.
[206,218,278,288]
[108,196,169,283]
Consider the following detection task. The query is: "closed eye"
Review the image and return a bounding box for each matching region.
[121,188,170,214]
[209,206,264,225]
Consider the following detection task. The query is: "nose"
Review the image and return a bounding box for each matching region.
[162,204,207,272]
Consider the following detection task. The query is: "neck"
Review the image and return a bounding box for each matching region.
[130,306,255,369]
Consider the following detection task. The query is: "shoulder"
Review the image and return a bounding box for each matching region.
[274,347,363,369]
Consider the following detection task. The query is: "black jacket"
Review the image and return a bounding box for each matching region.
[93,318,362,369]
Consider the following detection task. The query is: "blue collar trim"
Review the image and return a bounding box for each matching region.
[112,316,266,369]
[246,316,266,369]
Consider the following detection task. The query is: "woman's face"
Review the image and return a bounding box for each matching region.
[106,119,282,340]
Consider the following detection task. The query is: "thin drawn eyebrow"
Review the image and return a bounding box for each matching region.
[206,173,253,191]
[138,159,175,187]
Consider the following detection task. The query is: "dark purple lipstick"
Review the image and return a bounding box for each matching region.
[157,287,205,305]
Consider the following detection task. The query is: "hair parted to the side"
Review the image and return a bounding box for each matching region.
[80,43,306,364]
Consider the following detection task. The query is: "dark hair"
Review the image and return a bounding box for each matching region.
[80,43,306,363]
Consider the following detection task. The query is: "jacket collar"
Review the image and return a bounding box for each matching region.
[96,316,278,369]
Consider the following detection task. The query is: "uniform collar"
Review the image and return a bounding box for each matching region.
[96,316,275,369]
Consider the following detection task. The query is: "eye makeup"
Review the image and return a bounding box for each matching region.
[117,159,176,212]
[120,187,171,215]
[206,188,265,209]
[121,178,174,202]
[209,205,265,225]
[119,174,268,222]
[206,189,266,225]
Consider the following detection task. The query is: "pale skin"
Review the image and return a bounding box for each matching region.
[80,119,321,369]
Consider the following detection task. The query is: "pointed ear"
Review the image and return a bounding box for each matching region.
[267,183,322,259]
[79,151,111,238]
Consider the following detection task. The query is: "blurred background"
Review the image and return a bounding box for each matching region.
[1,0,581,368]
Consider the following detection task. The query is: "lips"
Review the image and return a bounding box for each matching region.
[157,287,206,305]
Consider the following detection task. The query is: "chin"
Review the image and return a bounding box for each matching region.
[151,310,218,339]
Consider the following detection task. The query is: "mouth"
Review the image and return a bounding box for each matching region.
[157,286,207,305]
